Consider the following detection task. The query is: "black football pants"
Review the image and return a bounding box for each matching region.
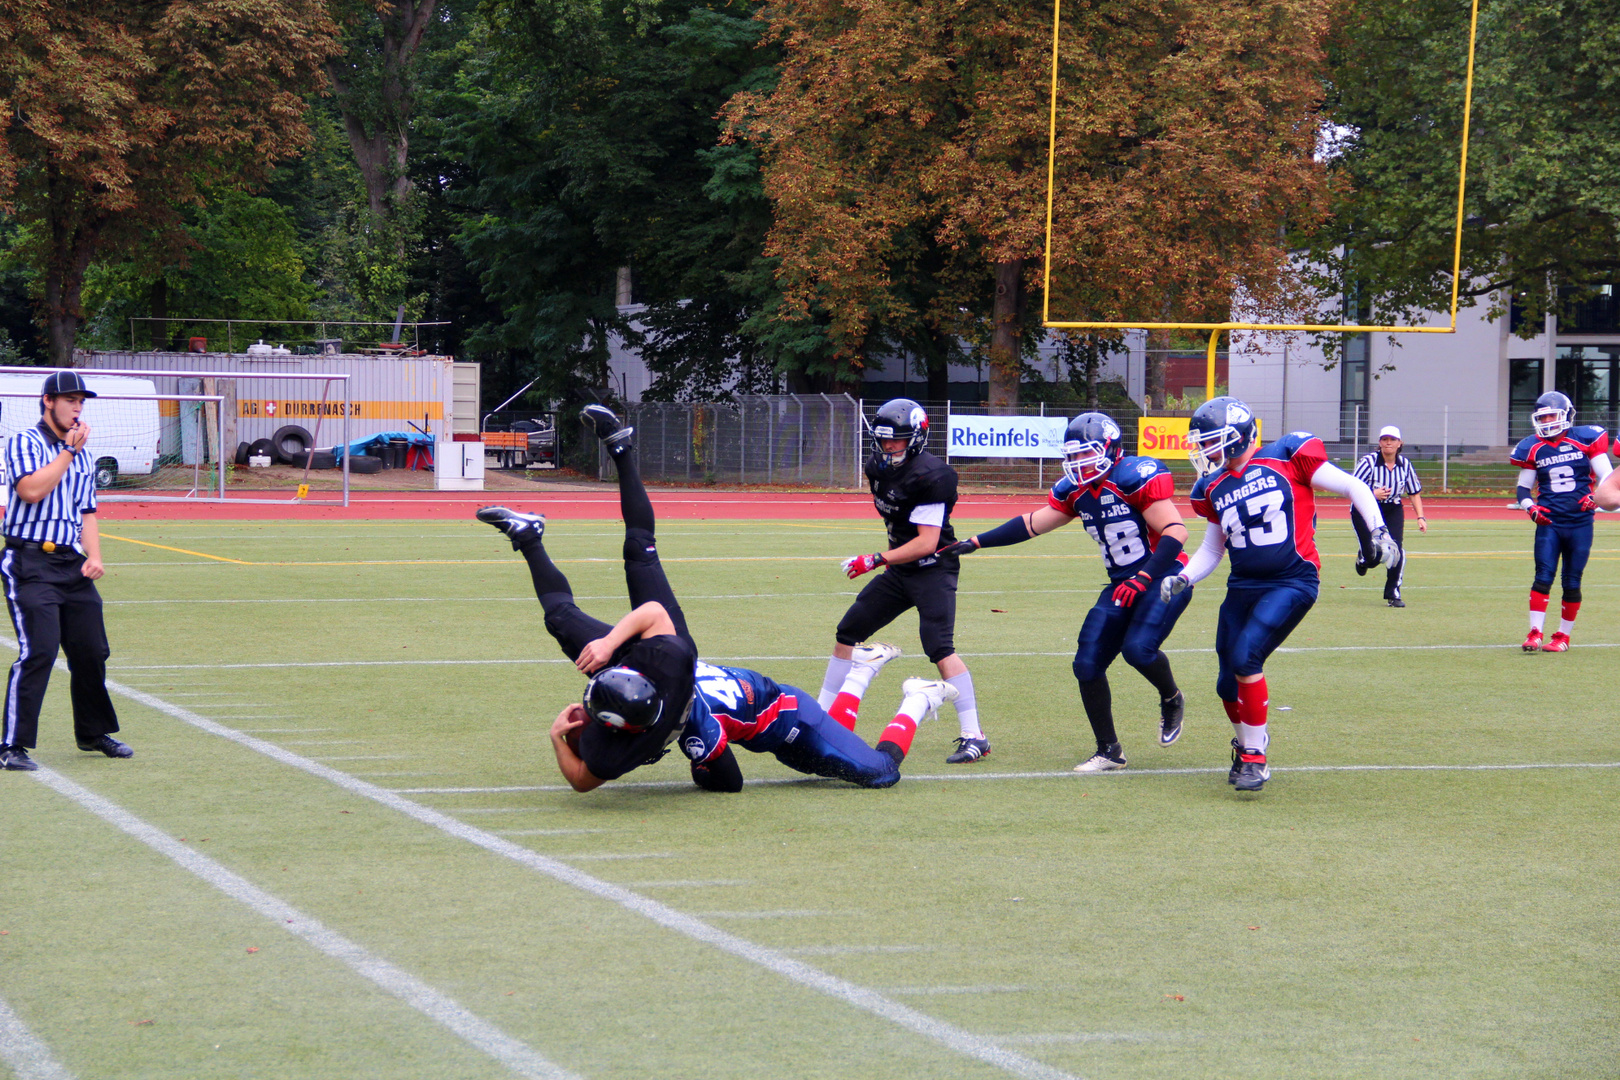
[0,546,120,750]
[1352,502,1406,601]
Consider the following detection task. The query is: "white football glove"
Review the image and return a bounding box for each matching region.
[1369,526,1402,568]
[1159,573,1191,602]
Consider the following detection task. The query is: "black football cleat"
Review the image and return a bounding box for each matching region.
[1227,738,1242,785]
[476,506,546,549]
[1159,690,1185,746]
[77,735,133,758]
[1387,597,1405,608]
[1233,748,1270,792]
[1354,557,1368,577]
[0,746,39,771]
[580,404,634,454]
[946,736,990,764]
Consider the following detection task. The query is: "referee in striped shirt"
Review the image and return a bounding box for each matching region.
[0,371,129,771]
[1352,425,1427,608]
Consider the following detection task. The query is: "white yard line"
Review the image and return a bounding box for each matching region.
[25,766,578,1080]
[78,668,1081,1080]
[102,640,1620,672]
[0,994,73,1080]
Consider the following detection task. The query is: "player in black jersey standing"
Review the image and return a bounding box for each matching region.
[819,398,988,763]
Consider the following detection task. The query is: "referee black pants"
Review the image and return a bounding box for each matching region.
[0,546,119,750]
[1351,502,1406,601]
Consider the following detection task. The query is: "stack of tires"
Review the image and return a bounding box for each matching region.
[232,425,386,473]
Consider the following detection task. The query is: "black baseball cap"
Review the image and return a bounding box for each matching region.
[41,371,97,398]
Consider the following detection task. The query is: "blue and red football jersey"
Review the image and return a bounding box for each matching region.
[679,662,799,765]
[1190,432,1328,585]
[1510,426,1610,528]
[1048,456,1185,582]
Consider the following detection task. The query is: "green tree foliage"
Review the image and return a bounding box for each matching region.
[1309,0,1620,330]
[0,0,339,362]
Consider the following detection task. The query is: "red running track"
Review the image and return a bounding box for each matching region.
[96,489,1539,522]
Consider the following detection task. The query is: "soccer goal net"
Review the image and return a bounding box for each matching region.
[0,367,354,504]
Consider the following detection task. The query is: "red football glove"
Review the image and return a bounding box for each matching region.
[1527,503,1553,525]
[1579,494,1598,512]
[842,552,886,579]
[1112,571,1153,608]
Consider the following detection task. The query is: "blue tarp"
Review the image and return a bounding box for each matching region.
[330,431,435,461]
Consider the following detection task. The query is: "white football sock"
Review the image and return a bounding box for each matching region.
[818,655,852,710]
[946,672,981,738]
[1529,610,1546,632]
[838,660,881,700]
[1558,618,1576,636]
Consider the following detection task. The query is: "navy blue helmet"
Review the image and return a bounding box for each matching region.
[1186,396,1259,476]
[1061,412,1124,486]
[1531,391,1574,440]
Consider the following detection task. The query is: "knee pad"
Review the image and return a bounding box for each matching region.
[1562,587,1582,605]
[622,528,658,565]
[1072,653,1101,685]
[1532,580,1553,596]
[1216,669,1239,703]
[1120,641,1159,672]
[924,643,956,665]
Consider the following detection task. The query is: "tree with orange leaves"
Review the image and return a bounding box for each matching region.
[0,0,338,363]
[729,0,1334,406]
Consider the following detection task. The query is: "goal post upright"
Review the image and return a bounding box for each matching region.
[1041,0,1483,400]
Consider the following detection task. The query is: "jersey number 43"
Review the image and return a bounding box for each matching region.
[1221,490,1288,548]
[695,662,744,710]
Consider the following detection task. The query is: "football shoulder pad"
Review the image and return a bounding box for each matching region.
[1510,434,1540,469]
[1257,431,1326,481]
[1570,425,1610,456]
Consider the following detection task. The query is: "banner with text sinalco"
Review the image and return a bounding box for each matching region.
[1136,416,1262,462]
[945,414,1070,458]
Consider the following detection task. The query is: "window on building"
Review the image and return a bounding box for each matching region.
[1559,283,1620,335]
[1339,285,1369,443]
[1509,358,1543,442]
[1556,345,1620,432]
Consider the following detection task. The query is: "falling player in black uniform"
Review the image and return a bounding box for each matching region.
[478,405,700,791]
[819,398,988,763]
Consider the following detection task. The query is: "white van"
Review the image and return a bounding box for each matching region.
[0,373,160,489]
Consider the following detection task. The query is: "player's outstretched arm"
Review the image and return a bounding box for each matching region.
[1597,463,1620,511]
[939,506,1071,557]
[1312,460,1400,564]
[690,746,744,793]
[550,704,606,792]
[1162,521,1225,601]
[575,601,678,673]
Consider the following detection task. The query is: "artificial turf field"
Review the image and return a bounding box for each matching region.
[2,512,1616,1080]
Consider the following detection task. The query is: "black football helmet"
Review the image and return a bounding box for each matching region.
[582,666,663,732]
[868,398,928,474]
[1187,396,1259,476]
[1061,412,1124,486]
[1531,391,1574,440]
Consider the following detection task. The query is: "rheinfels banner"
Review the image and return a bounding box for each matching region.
[946,414,1069,458]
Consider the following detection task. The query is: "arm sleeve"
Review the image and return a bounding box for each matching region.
[1136,532,1185,581]
[908,502,945,527]
[1181,522,1227,585]
[974,514,1035,549]
[690,746,744,793]
[1592,454,1613,481]
[1516,468,1537,506]
[1311,460,1383,533]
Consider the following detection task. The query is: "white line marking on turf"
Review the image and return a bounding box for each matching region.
[25,766,579,1080]
[0,993,73,1080]
[88,674,1082,1080]
[101,640,1620,672]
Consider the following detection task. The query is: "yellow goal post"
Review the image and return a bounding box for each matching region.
[1040,0,1482,399]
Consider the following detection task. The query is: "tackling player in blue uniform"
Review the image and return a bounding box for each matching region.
[1160,397,1398,792]
[942,412,1191,771]
[1510,391,1613,652]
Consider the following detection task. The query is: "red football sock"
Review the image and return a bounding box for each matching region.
[1222,699,1241,725]
[828,691,861,732]
[877,713,919,756]
[1529,590,1550,613]
[1561,601,1580,625]
[1236,677,1269,750]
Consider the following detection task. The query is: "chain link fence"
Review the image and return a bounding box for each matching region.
[602,395,864,486]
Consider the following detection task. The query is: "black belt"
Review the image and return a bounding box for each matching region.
[5,538,79,557]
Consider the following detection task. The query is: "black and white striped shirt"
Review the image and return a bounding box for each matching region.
[4,423,97,545]
[1353,452,1422,506]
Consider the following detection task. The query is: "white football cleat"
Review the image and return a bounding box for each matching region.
[1073,747,1127,773]
[900,677,958,721]
[851,641,902,670]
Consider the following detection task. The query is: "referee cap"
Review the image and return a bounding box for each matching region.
[1378,425,1401,440]
[41,370,97,398]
